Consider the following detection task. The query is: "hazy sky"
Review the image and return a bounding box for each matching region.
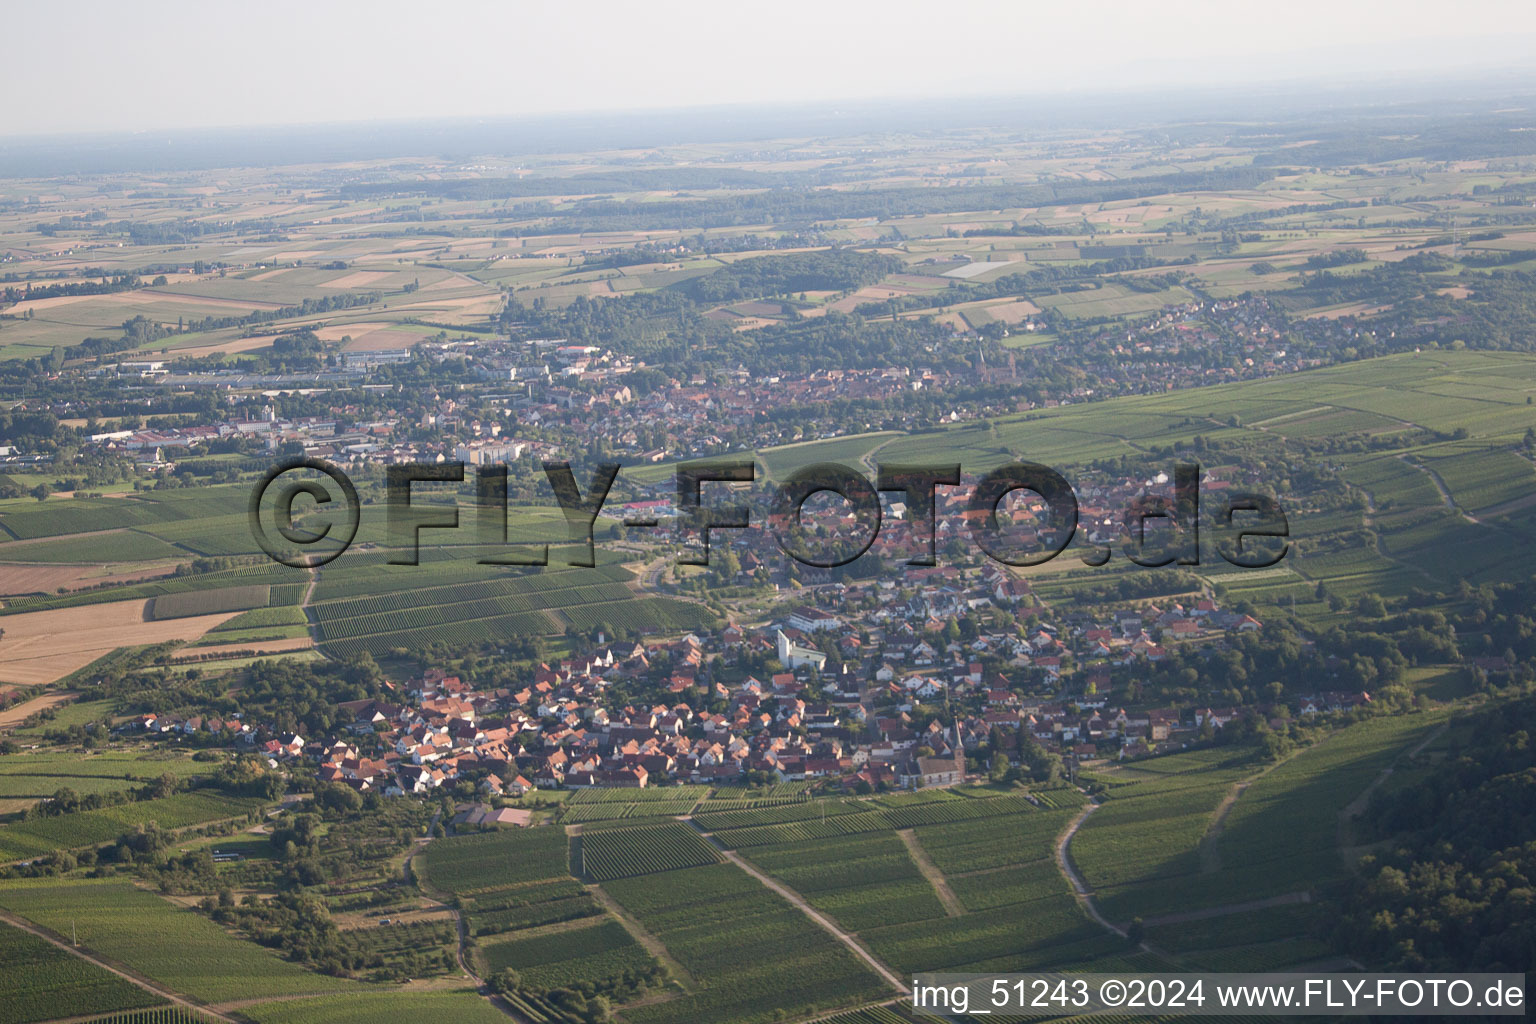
[5,0,1536,137]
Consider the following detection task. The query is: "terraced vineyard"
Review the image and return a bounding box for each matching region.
[306,558,716,657]
[601,862,891,1024]
[704,794,1039,848]
[743,831,947,932]
[475,917,654,987]
[0,921,167,1024]
[577,821,721,880]
[414,826,570,895]
[0,792,268,862]
[0,880,354,1003]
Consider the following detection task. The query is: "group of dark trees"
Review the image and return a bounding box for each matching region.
[677,250,903,304]
[1331,693,1536,971]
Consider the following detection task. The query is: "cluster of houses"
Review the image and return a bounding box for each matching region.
[288,656,965,797]
[113,573,1370,807]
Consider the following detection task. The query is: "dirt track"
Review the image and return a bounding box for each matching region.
[716,846,907,993]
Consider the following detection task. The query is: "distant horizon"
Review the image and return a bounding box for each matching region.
[6,64,1536,145]
[3,65,1536,179]
[4,0,1536,141]
[3,66,1536,145]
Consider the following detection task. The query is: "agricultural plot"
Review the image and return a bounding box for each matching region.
[860,897,1116,975]
[697,782,810,807]
[706,810,890,848]
[0,879,354,1003]
[881,794,1036,828]
[149,585,270,620]
[0,792,267,861]
[475,917,654,989]
[0,773,146,799]
[742,831,947,932]
[947,857,1072,913]
[0,920,167,1024]
[565,785,711,805]
[0,487,251,542]
[206,604,308,633]
[704,794,1038,849]
[1031,283,1195,320]
[803,1010,909,1024]
[803,1010,910,1024]
[330,920,457,982]
[1212,714,1442,885]
[1071,764,1253,892]
[1417,447,1535,513]
[576,822,720,880]
[307,555,713,656]
[241,990,511,1024]
[50,1011,219,1024]
[755,432,898,481]
[414,826,570,895]
[602,862,891,1024]
[559,788,705,822]
[1092,713,1445,921]
[1144,901,1322,953]
[0,561,305,617]
[694,798,865,831]
[0,751,215,781]
[1031,788,1089,809]
[466,890,600,939]
[135,514,264,557]
[911,806,1077,876]
[0,530,184,564]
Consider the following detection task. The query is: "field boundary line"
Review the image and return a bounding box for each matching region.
[586,884,697,990]
[896,827,963,917]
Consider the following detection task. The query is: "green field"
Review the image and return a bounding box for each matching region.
[149,584,271,620]
[576,822,721,881]
[474,917,654,988]
[0,920,167,1024]
[414,827,570,895]
[240,990,510,1024]
[0,792,267,862]
[305,555,716,657]
[743,832,946,932]
[0,880,354,1003]
[1085,713,1447,922]
[601,862,891,1024]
